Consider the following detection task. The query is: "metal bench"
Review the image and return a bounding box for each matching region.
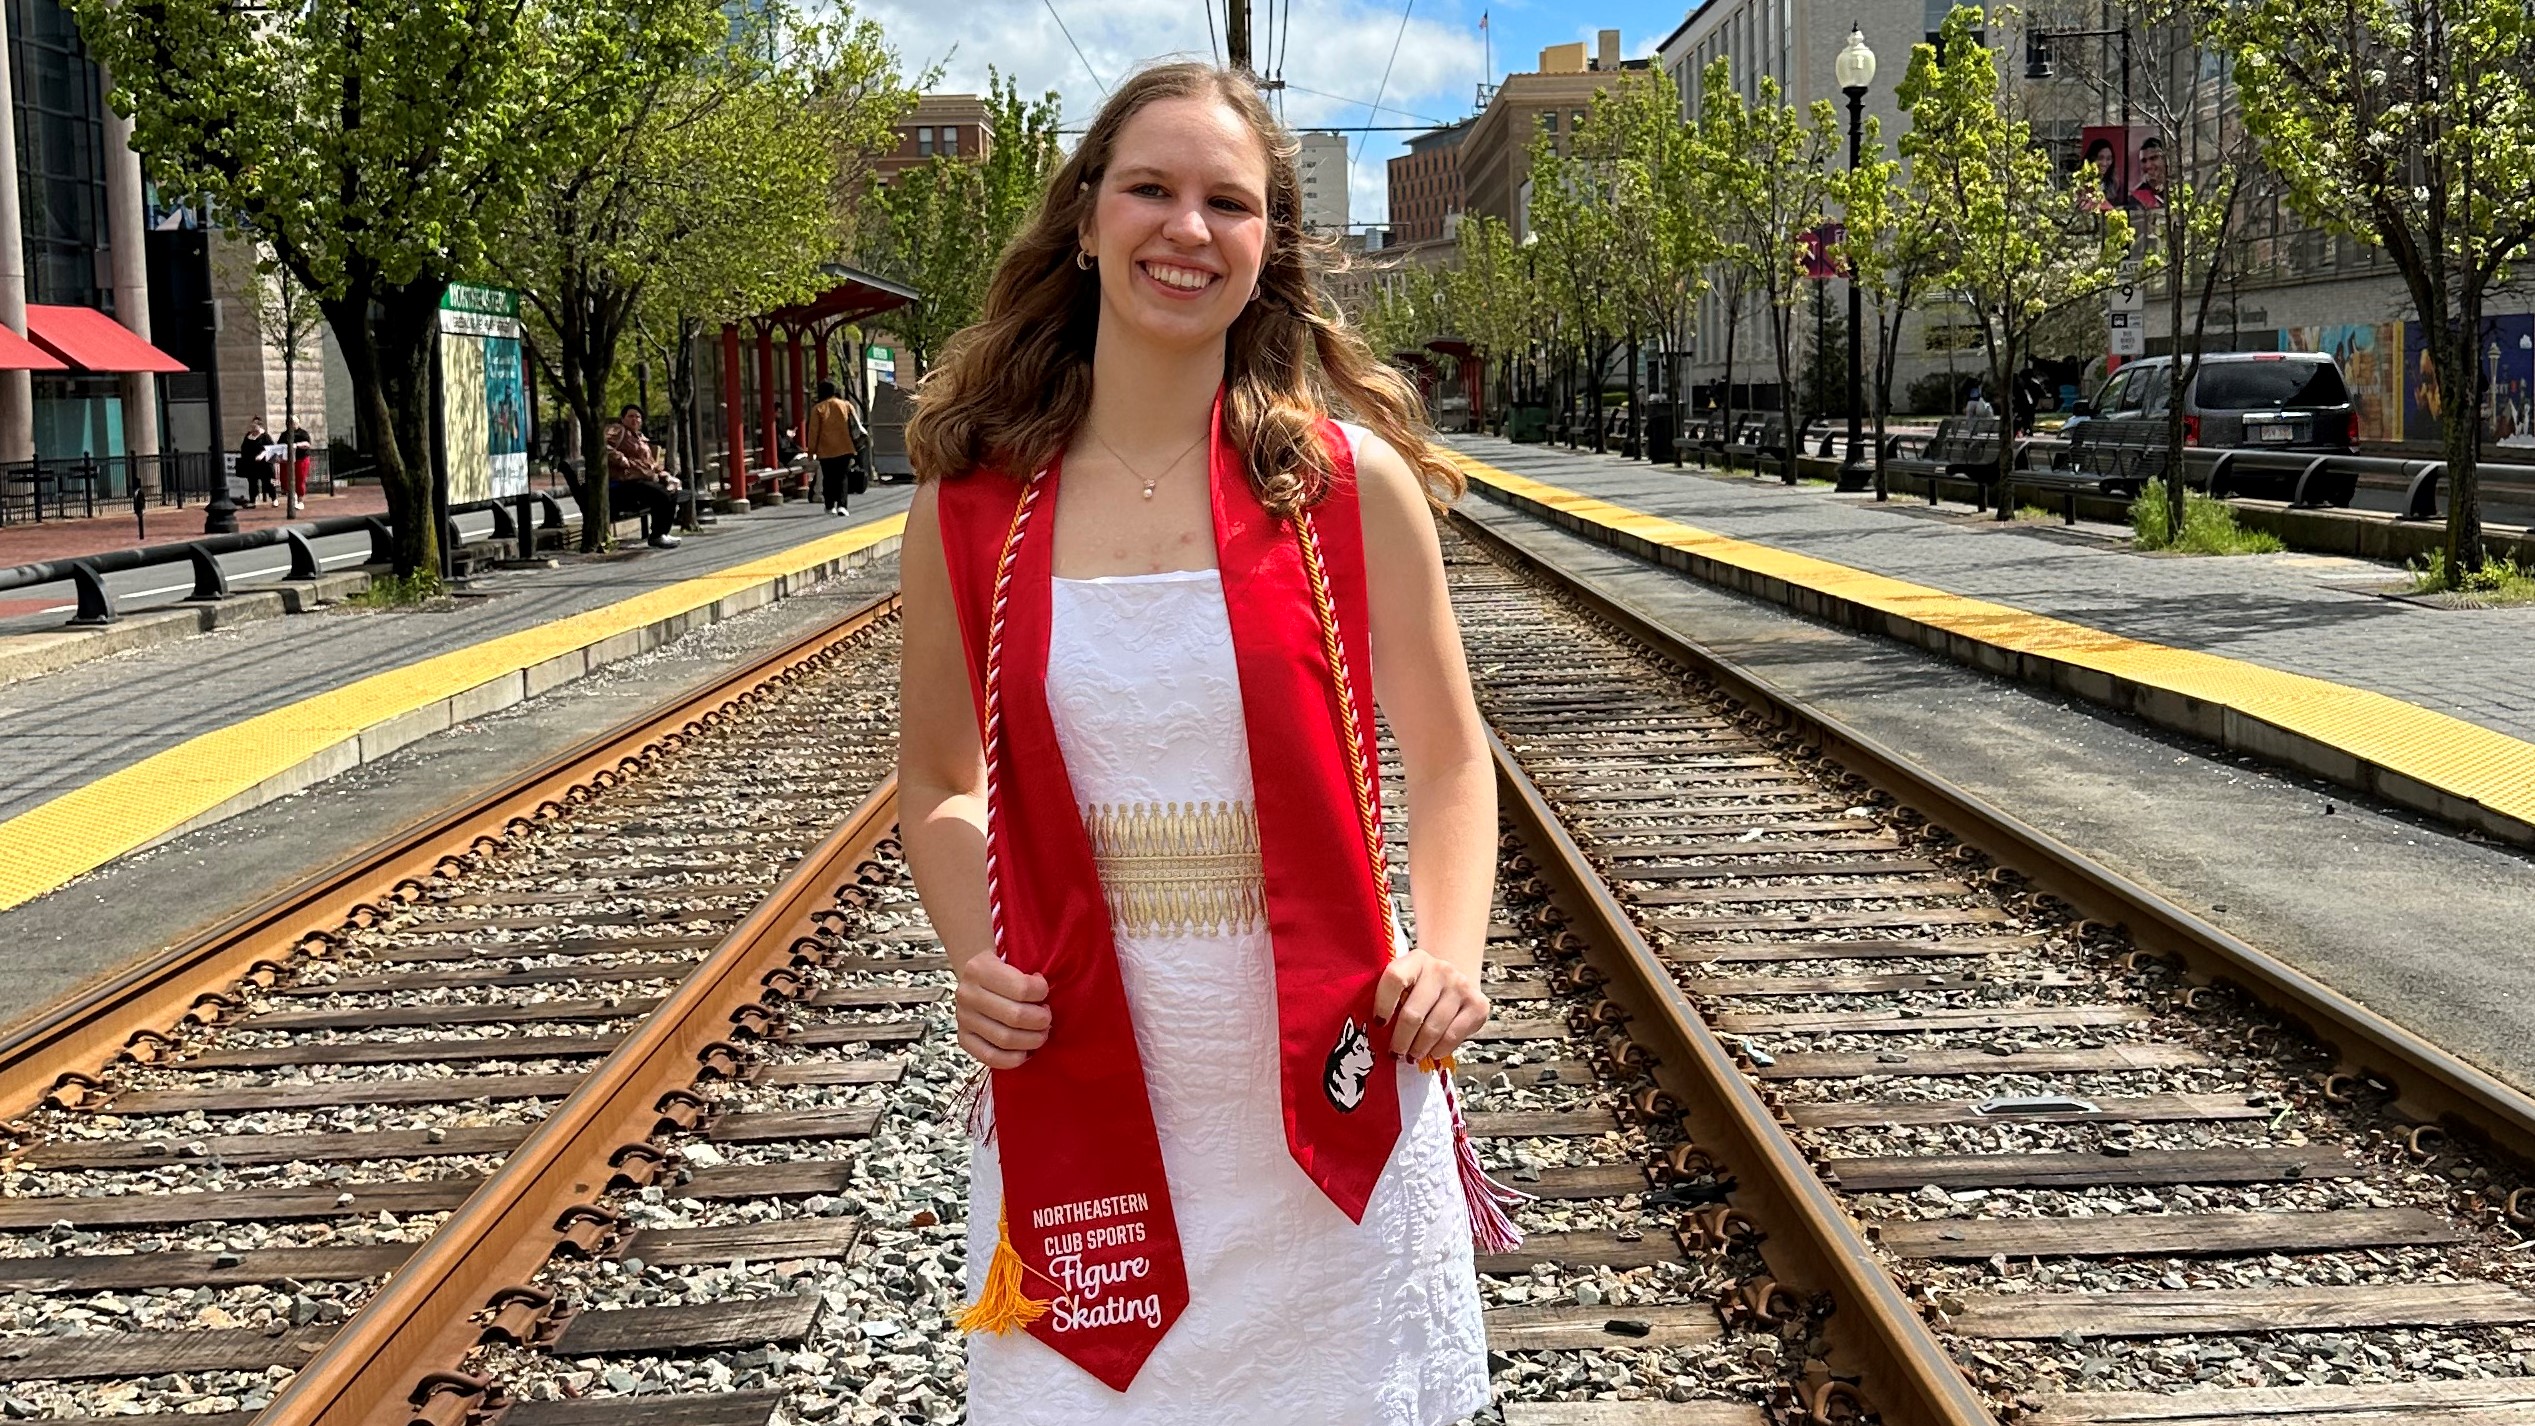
[1885,417,2021,502]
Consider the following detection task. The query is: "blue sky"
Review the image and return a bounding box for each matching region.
[849,0,1700,228]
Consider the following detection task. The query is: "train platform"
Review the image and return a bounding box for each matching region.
[1451,486,2535,1098]
[0,490,910,938]
[1448,436,2535,850]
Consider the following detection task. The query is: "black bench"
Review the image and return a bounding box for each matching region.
[1886,417,2022,501]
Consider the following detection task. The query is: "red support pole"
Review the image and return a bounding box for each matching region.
[721,323,745,505]
[815,326,831,389]
[789,328,808,439]
[755,325,778,473]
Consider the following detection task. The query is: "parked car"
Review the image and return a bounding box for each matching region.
[2062,351,2357,498]
[2068,352,2357,452]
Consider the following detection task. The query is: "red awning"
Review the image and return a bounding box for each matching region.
[0,323,67,371]
[24,304,188,373]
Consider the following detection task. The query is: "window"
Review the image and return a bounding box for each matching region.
[1538,111,1558,133]
[940,126,959,156]
[2192,359,2350,411]
[9,0,110,310]
[916,126,934,156]
[2100,370,2142,414]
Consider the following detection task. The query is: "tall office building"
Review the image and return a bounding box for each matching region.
[1296,131,1350,235]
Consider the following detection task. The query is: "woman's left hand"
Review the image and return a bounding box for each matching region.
[1374,949,1491,1066]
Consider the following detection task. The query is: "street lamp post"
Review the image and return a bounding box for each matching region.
[1835,25,1877,496]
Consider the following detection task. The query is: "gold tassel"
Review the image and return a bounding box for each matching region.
[955,1208,1051,1335]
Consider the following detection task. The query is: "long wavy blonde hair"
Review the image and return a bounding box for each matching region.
[904,62,1461,517]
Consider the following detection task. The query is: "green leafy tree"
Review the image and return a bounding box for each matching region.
[1436,215,1534,427]
[1577,70,1709,457]
[494,3,908,546]
[862,72,1062,376]
[1693,59,1837,473]
[1902,6,2130,516]
[1526,133,1626,450]
[1832,112,1944,492]
[1361,266,1441,374]
[79,0,707,578]
[2209,0,2535,585]
[2042,0,2254,540]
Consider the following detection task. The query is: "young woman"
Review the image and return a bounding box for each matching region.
[896,62,1504,1425]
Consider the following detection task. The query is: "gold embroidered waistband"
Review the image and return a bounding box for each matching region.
[1084,800,1265,938]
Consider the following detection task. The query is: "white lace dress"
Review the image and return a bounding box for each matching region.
[964,563,1490,1426]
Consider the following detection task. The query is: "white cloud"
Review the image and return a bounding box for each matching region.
[842,0,1486,227]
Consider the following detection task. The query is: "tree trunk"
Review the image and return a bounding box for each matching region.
[1991,333,2018,522]
[2165,221,2190,536]
[1772,306,1799,485]
[2433,323,2487,584]
[1625,331,1640,460]
[1720,300,1740,473]
[1588,332,1606,455]
[323,278,446,581]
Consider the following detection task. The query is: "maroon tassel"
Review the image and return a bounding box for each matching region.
[1442,1069,1527,1253]
[953,1063,996,1144]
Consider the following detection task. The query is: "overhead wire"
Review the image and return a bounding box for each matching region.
[1205,0,1219,66]
[1283,82,1446,126]
[1042,0,1107,95]
[1351,0,1415,164]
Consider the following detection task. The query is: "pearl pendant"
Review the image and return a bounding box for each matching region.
[1141,482,1157,499]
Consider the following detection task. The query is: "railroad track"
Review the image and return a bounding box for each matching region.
[1445,515,2535,1426]
[11,515,2535,1426]
[0,575,932,1426]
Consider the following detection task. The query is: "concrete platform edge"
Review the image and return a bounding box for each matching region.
[0,570,375,688]
[1467,478,2535,851]
[136,533,902,854]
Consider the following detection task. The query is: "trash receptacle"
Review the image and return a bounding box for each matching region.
[1646,401,1676,464]
[1508,404,1551,444]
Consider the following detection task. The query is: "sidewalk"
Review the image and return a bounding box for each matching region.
[0,483,391,569]
[1449,436,2535,845]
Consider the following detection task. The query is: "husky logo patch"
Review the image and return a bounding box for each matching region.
[1323,1018,1376,1112]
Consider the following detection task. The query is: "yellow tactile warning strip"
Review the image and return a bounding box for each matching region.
[0,515,906,912]
[1452,454,2535,844]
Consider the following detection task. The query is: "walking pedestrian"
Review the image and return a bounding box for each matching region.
[603,404,683,549]
[286,423,313,505]
[804,379,862,515]
[898,63,1502,1426]
[235,419,272,506]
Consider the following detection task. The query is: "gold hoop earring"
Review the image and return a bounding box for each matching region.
[1076,250,1096,270]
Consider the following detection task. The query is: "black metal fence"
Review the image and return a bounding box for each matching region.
[0,450,348,525]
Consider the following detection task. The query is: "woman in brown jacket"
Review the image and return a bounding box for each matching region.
[804,379,863,515]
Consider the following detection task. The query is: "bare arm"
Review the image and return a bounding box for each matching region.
[897,483,1050,1068]
[1354,431,1497,1063]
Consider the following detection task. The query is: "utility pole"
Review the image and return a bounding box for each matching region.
[1226,0,1250,74]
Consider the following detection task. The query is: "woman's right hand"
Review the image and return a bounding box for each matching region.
[955,954,1052,1069]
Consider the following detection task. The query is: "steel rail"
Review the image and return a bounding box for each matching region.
[259,776,901,1426]
[1489,726,1997,1426]
[1453,506,2535,1169]
[0,589,902,1125]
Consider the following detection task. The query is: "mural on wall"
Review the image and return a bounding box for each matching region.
[2283,322,2403,443]
[2401,316,2535,449]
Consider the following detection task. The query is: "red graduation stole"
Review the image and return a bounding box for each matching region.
[935,401,1401,1389]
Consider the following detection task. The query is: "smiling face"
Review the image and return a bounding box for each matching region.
[1080,95,1273,356]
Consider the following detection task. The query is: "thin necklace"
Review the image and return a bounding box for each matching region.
[1088,425,1209,500]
